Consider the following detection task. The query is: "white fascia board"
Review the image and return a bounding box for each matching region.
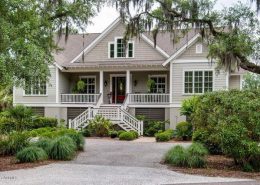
[70,17,121,64]
[162,34,201,66]
[54,62,64,70]
[140,34,169,58]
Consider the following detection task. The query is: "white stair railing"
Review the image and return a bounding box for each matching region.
[68,108,91,130]
[69,106,143,135]
[120,108,143,135]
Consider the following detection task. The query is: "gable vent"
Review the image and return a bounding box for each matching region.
[196,43,203,54]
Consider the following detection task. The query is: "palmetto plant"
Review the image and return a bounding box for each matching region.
[88,115,112,137]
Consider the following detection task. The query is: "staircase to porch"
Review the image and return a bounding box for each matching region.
[68,105,143,136]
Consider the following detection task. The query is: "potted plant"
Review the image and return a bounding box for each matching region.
[72,80,85,93]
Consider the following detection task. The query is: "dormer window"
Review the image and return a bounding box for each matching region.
[109,38,134,58]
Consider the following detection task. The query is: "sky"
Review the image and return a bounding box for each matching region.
[85,0,250,33]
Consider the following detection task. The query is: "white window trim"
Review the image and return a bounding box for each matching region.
[108,37,135,59]
[23,80,48,97]
[148,74,168,93]
[183,70,214,95]
[196,43,203,54]
[79,75,97,94]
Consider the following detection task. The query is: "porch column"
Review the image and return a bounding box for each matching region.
[126,70,130,94]
[99,71,104,104]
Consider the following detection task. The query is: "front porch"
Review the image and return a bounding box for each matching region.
[59,70,170,106]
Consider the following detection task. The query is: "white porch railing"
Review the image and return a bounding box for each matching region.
[128,93,170,104]
[61,94,100,104]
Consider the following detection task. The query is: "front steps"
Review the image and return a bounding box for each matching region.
[69,105,143,135]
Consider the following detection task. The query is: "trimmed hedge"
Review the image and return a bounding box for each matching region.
[119,131,136,141]
[155,129,173,142]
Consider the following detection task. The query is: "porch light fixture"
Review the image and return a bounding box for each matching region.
[104,80,108,87]
[134,80,138,86]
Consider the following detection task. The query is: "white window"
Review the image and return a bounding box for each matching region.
[80,76,96,94]
[149,75,167,93]
[108,38,134,58]
[25,79,47,95]
[196,43,203,54]
[184,71,213,94]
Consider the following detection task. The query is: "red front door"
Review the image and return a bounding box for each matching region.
[112,76,126,104]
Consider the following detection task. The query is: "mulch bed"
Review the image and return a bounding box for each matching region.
[166,155,260,181]
[0,156,57,172]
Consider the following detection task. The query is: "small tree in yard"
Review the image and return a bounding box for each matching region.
[243,72,260,90]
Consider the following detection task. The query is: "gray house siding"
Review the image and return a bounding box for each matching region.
[14,66,57,104]
[229,75,241,90]
[171,62,227,104]
[176,42,208,60]
[82,22,166,63]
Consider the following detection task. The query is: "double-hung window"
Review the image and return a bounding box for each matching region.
[109,38,134,58]
[80,77,96,94]
[149,75,167,93]
[25,79,47,95]
[184,70,213,94]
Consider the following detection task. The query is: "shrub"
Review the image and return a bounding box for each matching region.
[129,131,138,138]
[164,143,208,168]
[30,117,58,129]
[47,136,76,160]
[119,131,135,141]
[16,146,47,163]
[190,90,260,171]
[81,128,91,137]
[144,120,166,137]
[0,117,16,134]
[155,129,173,142]
[175,121,192,140]
[155,132,171,142]
[65,132,85,151]
[164,145,188,167]
[180,96,199,121]
[109,130,118,138]
[0,115,58,134]
[117,130,124,136]
[88,116,112,137]
[0,132,30,155]
[1,105,34,131]
[187,143,208,168]
[33,138,52,152]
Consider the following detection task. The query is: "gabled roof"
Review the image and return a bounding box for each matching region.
[53,33,100,65]
[53,18,202,68]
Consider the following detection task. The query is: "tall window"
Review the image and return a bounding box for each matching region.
[25,79,47,95]
[150,75,166,93]
[81,77,96,94]
[109,38,134,58]
[184,71,213,94]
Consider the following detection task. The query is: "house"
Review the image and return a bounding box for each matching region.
[13,18,243,135]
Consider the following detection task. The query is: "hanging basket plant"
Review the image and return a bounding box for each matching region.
[147,79,155,93]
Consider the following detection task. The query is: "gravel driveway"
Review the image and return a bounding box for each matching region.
[0,138,257,185]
